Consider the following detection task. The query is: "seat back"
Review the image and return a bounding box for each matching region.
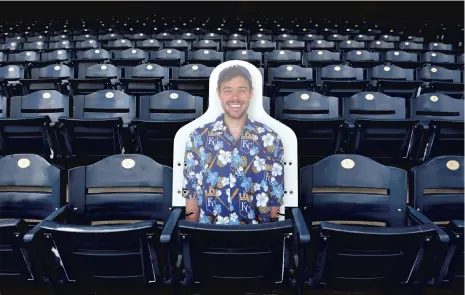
[40,154,172,287]
[0,154,63,220]
[149,49,184,67]
[321,65,365,80]
[343,92,406,123]
[371,64,413,81]
[411,93,464,126]
[10,90,69,122]
[0,154,63,284]
[275,91,343,166]
[418,66,462,83]
[385,51,419,63]
[264,50,301,68]
[31,64,72,79]
[134,90,203,166]
[411,155,464,222]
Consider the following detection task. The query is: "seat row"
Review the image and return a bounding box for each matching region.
[0,152,462,295]
[0,89,462,169]
[1,38,461,53]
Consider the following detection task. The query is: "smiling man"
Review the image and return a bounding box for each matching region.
[182,65,285,225]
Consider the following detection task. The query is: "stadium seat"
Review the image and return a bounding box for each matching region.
[353,34,375,42]
[73,39,100,51]
[250,39,276,54]
[319,65,369,98]
[327,34,350,42]
[278,40,306,53]
[148,48,184,67]
[308,40,335,50]
[193,39,219,51]
[20,64,72,94]
[346,50,382,68]
[170,64,213,109]
[384,50,422,69]
[131,90,203,166]
[134,39,162,51]
[34,154,176,294]
[380,34,400,42]
[5,51,39,67]
[187,49,223,67]
[370,65,422,100]
[398,41,425,53]
[38,50,71,66]
[307,50,342,68]
[250,33,273,42]
[369,40,395,52]
[343,92,419,166]
[300,33,324,43]
[410,93,464,161]
[171,219,296,294]
[267,64,315,99]
[338,40,365,51]
[222,39,247,53]
[20,41,46,52]
[102,38,133,53]
[410,155,464,289]
[417,65,464,99]
[0,154,65,291]
[120,63,169,96]
[264,50,302,69]
[298,154,449,293]
[47,40,71,51]
[0,90,69,164]
[180,32,199,42]
[0,65,25,97]
[225,50,262,67]
[275,91,345,166]
[0,95,5,117]
[72,48,111,79]
[427,42,454,52]
[70,63,120,95]
[422,52,462,70]
[227,33,247,42]
[58,90,136,167]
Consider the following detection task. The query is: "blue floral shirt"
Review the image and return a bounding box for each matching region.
[183,113,285,225]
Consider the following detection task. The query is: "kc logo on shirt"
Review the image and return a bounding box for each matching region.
[240,131,255,154]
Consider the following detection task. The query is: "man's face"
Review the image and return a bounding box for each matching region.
[217,76,254,120]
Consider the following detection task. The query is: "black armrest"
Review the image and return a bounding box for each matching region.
[449,219,464,233]
[23,204,69,245]
[407,206,450,244]
[292,208,310,245]
[160,208,182,244]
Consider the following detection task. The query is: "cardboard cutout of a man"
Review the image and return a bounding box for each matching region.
[182,65,285,224]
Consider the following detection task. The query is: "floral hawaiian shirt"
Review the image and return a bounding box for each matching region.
[183,113,285,225]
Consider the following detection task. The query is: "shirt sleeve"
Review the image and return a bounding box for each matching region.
[183,131,202,200]
[268,135,285,207]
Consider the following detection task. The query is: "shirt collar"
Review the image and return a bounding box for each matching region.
[212,113,255,144]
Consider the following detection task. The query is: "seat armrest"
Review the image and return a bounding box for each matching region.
[23,204,69,245]
[407,206,450,244]
[292,208,311,245]
[160,208,182,244]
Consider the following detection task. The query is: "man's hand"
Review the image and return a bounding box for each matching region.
[270,206,281,221]
[185,198,200,222]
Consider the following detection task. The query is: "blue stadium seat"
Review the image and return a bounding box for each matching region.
[410,93,464,162]
[72,48,111,79]
[134,39,162,51]
[38,50,71,66]
[308,40,335,51]
[0,65,25,97]
[275,91,344,166]
[58,90,136,167]
[398,41,425,53]
[170,64,213,109]
[427,42,454,53]
[20,64,72,94]
[319,65,369,98]
[148,48,184,68]
[5,51,39,67]
[278,40,306,53]
[264,50,302,69]
[69,63,120,95]
[346,50,382,68]
[343,92,419,166]
[370,65,422,99]
[131,90,203,166]
[369,40,395,52]
[410,155,464,289]
[0,90,69,164]
[417,65,464,99]
[225,50,262,67]
[384,50,421,69]
[297,154,449,293]
[422,52,462,70]
[193,39,219,51]
[267,64,315,99]
[250,39,276,54]
[307,50,342,68]
[338,40,366,52]
[120,63,169,96]
[34,154,176,294]
[0,154,65,290]
[187,49,223,67]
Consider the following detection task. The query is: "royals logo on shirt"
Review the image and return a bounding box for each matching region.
[239,192,252,219]
[205,187,217,213]
[206,131,219,151]
[240,131,255,154]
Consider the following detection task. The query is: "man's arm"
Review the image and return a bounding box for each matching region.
[183,132,201,222]
[269,135,285,221]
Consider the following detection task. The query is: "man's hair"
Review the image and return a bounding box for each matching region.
[217,65,253,90]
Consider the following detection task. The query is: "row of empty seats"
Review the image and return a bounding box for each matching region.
[0,89,462,169]
[0,153,462,294]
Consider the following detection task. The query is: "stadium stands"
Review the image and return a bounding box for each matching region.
[0,6,463,295]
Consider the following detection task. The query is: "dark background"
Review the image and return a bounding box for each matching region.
[1,1,463,27]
